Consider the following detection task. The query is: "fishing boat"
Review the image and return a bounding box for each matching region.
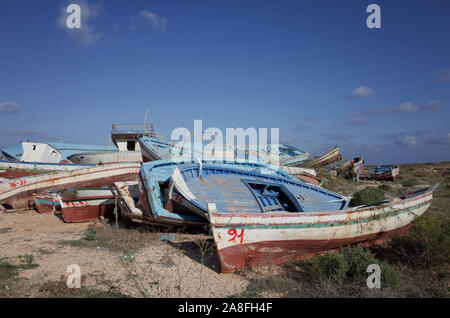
[0,162,141,211]
[33,188,115,222]
[369,165,400,181]
[292,172,323,186]
[138,136,237,162]
[116,159,296,226]
[169,162,349,219]
[0,160,94,179]
[208,183,439,273]
[300,146,342,168]
[239,144,309,167]
[341,157,364,181]
[67,151,143,165]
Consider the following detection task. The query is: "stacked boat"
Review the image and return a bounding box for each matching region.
[1,122,438,273]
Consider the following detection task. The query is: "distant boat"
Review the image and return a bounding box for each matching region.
[300,146,342,168]
[208,183,439,273]
[116,159,297,226]
[0,162,140,211]
[169,162,349,219]
[369,165,400,181]
[341,157,364,181]
[33,188,115,222]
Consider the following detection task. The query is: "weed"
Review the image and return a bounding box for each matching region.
[349,187,385,207]
[401,179,418,188]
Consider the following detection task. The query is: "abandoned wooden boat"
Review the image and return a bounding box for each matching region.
[369,165,400,181]
[292,172,323,186]
[138,136,237,162]
[300,146,342,168]
[169,163,349,219]
[115,159,296,226]
[341,157,364,181]
[1,141,113,162]
[67,151,143,165]
[57,188,115,223]
[0,162,141,211]
[239,144,310,167]
[0,159,94,179]
[208,183,439,273]
[33,188,115,222]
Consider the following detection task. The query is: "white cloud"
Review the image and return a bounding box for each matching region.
[367,100,442,115]
[57,0,102,45]
[434,68,450,83]
[0,101,20,113]
[136,10,167,31]
[347,86,374,99]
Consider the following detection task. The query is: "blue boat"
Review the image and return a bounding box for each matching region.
[169,162,349,218]
[369,165,400,181]
[136,159,298,225]
[138,136,238,162]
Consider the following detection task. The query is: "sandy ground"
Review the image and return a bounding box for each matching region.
[0,211,248,297]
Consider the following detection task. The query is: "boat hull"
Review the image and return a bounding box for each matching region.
[209,184,436,273]
[0,163,140,211]
[370,166,400,181]
[0,160,93,180]
[300,147,342,168]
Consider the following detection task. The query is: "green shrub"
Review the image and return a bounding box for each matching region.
[302,251,348,285]
[390,216,450,268]
[378,184,391,191]
[401,179,418,188]
[349,187,385,207]
[302,245,399,288]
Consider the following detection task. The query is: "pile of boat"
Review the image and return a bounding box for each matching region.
[0,124,437,272]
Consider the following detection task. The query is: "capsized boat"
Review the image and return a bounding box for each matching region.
[116,159,297,226]
[67,151,143,165]
[209,183,439,273]
[341,157,364,181]
[300,146,342,168]
[169,163,349,219]
[369,165,400,181]
[0,162,140,211]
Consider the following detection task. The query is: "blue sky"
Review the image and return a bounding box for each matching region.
[0,0,449,164]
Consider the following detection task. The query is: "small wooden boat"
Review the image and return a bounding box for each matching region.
[33,188,115,222]
[208,183,439,273]
[293,172,323,186]
[369,165,400,181]
[300,146,342,168]
[169,163,349,219]
[241,144,309,167]
[139,136,237,162]
[119,159,297,226]
[0,160,94,179]
[67,151,143,165]
[341,157,364,181]
[0,162,141,211]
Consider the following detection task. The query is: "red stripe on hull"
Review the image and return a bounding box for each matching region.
[216,224,412,273]
[0,171,43,179]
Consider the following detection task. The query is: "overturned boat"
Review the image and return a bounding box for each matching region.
[208,183,439,273]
